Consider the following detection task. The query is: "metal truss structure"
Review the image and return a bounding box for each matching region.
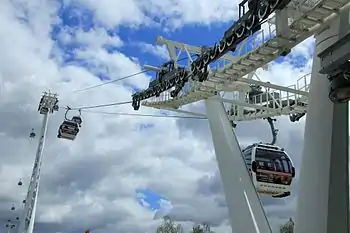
[17,92,59,233]
[136,0,350,232]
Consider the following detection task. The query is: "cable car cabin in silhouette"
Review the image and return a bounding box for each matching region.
[29,128,36,138]
[242,143,295,198]
[241,117,296,198]
[57,108,82,140]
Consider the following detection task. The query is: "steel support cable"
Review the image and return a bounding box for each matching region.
[72,70,148,93]
[70,56,195,94]
[59,57,199,110]
[65,101,133,111]
[57,70,150,106]
[80,109,208,119]
[56,56,200,111]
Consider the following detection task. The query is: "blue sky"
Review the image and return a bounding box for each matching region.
[51,2,236,81]
[135,188,170,211]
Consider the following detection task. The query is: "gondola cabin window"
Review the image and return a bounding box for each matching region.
[255,148,293,186]
[242,147,253,174]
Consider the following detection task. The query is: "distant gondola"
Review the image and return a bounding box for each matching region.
[57,108,82,140]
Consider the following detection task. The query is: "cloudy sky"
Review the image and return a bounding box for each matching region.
[0,0,314,233]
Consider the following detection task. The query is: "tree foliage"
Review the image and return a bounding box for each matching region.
[156,216,183,233]
[191,223,211,233]
[156,216,294,233]
[279,218,294,233]
[191,223,215,233]
[156,217,214,233]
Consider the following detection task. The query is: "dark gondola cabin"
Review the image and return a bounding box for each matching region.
[242,143,295,198]
[57,109,82,141]
[29,128,36,138]
[57,120,80,140]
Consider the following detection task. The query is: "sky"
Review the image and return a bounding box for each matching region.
[0,0,317,233]
[135,189,170,212]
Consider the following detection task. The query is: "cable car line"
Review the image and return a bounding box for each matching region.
[72,70,148,93]
[67,101,132,111]
[80,109,208,119]
[56,98,204,141]
[57,101,131,140]
[70,56,194,95]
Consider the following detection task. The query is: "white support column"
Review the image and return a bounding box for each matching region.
[18,113,49,233]
[294,14,350,233]
[205,97,271,233]
[18,93,58,233]
[28,112,49,233]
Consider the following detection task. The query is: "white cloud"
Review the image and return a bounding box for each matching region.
[70,0,149,28]
[153,199,173,220]
[69,27,123,49]
[38,204,72,223]
[0,1,314,233]
[137,43,170,61]
[69,0,241,29]
[137,0,240,28]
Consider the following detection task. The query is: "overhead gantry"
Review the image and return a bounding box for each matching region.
[143,34,310,121]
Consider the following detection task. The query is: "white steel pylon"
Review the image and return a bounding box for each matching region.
[195,9,350,233]
[205,97,271,233]
[294,12,350,233]
[17,92,59,233]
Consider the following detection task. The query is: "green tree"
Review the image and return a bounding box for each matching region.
[279,218,294,233]
[156,216,183,233]
[191,223,212,233]
[192,225,204,233]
